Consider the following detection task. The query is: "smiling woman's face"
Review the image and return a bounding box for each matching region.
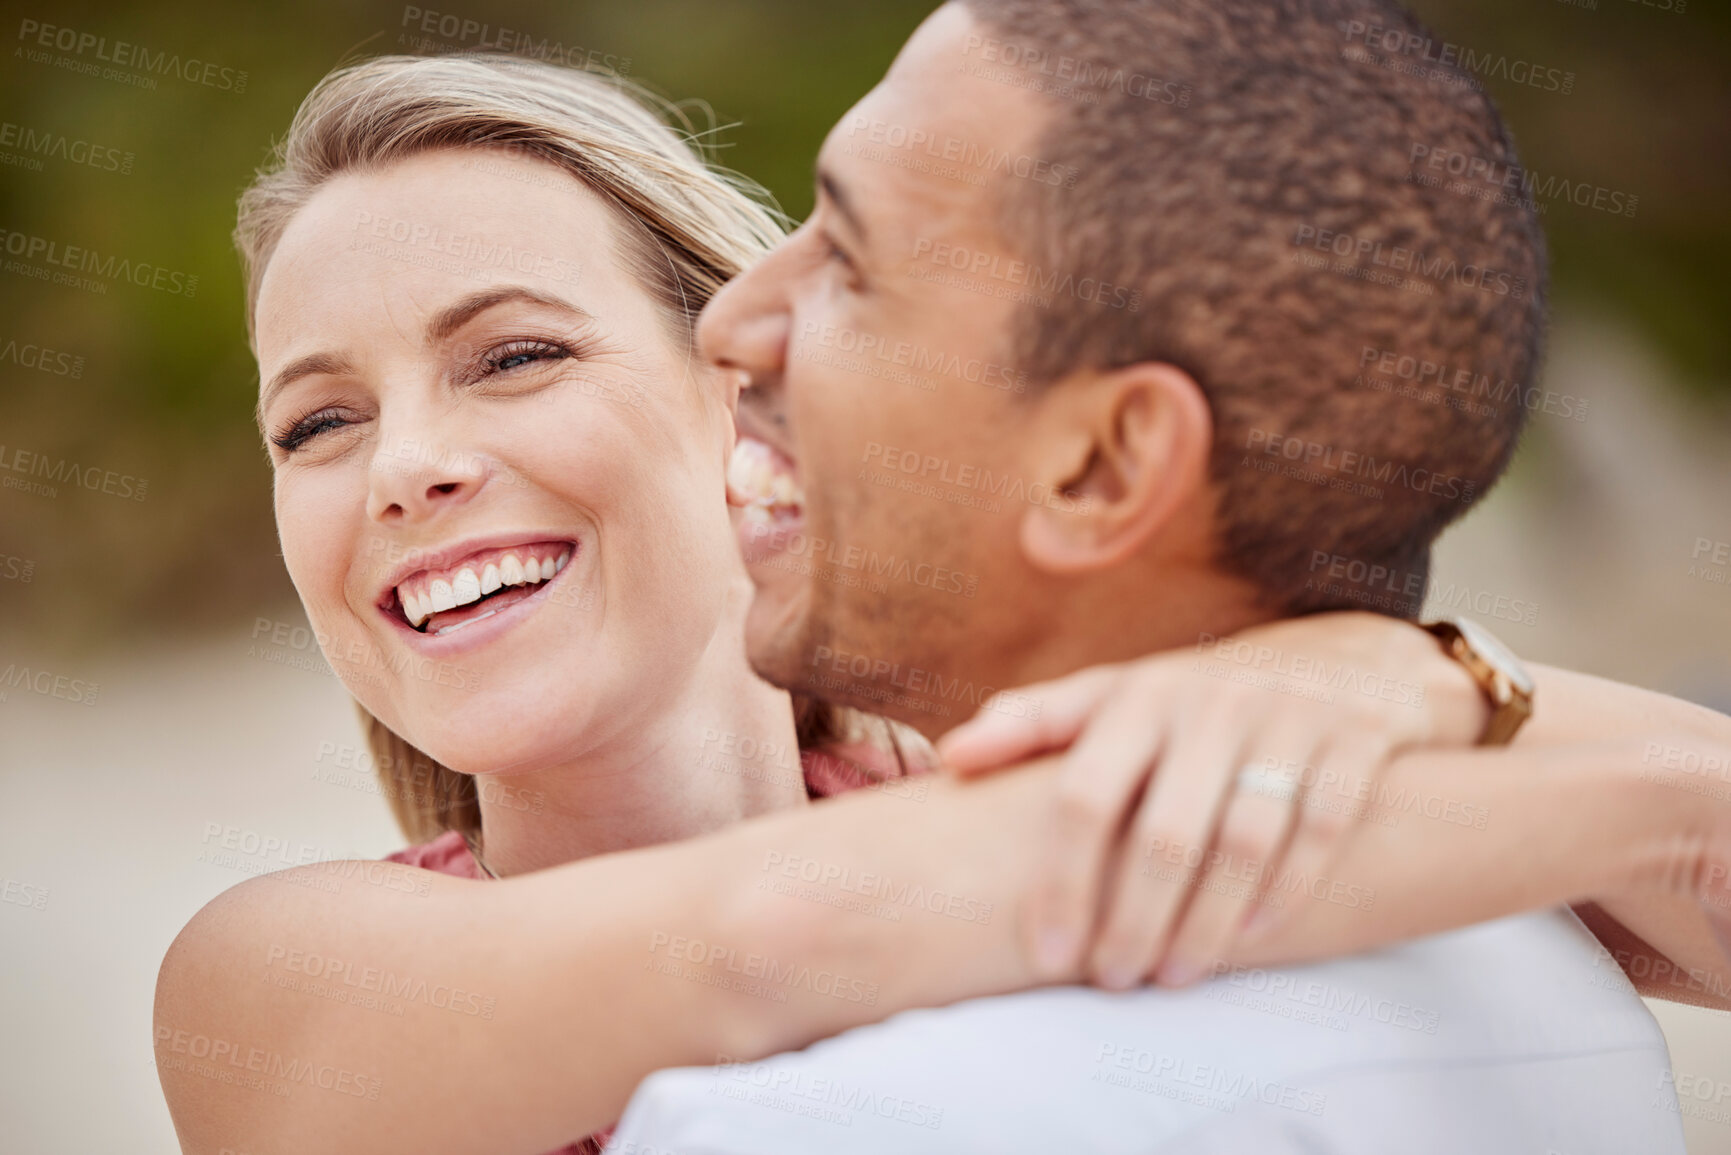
[254,148,741,776]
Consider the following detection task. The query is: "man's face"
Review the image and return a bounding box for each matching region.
[704,4,1064,733]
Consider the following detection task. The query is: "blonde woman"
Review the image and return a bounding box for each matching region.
[157,52,1731,1155]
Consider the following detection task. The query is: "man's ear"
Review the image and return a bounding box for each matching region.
[1018,362,1213,574]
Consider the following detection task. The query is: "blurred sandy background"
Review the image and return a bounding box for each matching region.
[1,0,1727,1151]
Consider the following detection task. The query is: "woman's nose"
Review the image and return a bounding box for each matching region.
[364,429,491,525]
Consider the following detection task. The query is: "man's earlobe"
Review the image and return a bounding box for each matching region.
[1019,362,1212,575]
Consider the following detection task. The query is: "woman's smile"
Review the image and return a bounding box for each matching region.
[381,535,576,633]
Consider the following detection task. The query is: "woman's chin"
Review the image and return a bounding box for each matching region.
[379,683,601,775]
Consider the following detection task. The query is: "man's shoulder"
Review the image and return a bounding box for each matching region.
[609,911,1680,1154]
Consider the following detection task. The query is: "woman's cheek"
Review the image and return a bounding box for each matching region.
[274,473,365,657]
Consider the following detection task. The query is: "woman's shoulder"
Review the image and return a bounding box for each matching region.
[383,829,484,878]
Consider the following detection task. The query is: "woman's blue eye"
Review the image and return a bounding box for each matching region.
[486,341,571,375]
[273,409,351,452]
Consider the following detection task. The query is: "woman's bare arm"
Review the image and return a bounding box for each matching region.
[158,722,1726,1155]
[937,615,1731,999]
[153,767,1054,1155]
[1516,665,1731,1002]
[1230,735,1731,1015]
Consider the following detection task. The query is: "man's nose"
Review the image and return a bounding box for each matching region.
[364,424,491,526]
[697,252,793,379]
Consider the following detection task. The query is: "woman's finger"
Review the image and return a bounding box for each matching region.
[1086,703,1246,989]
[1154,743,1315,986]
[936,664,1124,776]
[1021,676,1173,978]
[1240,732,1390,945]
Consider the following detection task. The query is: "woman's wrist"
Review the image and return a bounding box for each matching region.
[693,763,1059,1058]
[1386,615,1489,745]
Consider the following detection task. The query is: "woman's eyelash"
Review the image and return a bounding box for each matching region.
[271,339,579,454]
[272,407,353,453]
[479,339,573,376]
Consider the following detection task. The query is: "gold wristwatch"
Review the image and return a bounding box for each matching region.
[1422,616,1535,746]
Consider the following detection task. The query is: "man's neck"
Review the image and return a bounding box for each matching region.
[914,560,1276,742]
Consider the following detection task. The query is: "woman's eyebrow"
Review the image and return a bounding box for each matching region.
[259,350,355,422]
[257,286,597,424]
[426,285,596,344]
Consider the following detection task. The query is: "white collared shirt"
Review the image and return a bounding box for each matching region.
[609,909,1683,1155]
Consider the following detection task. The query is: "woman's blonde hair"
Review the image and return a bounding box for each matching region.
[235,53,872,844]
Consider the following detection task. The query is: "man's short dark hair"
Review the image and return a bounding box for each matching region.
[962,0,1547,616]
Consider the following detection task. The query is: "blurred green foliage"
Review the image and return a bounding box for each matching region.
[0,0,1725,645]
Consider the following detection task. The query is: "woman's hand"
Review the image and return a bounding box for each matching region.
[936,611,1487,989]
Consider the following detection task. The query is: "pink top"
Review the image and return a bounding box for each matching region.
[384,742,923,1154]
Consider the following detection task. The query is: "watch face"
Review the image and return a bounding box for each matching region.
[1452,616,1535,696]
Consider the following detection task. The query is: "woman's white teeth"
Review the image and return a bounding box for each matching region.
[398,549,573,630]
[452,568,481,603]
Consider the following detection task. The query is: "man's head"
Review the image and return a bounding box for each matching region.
[704,0,1545,735]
